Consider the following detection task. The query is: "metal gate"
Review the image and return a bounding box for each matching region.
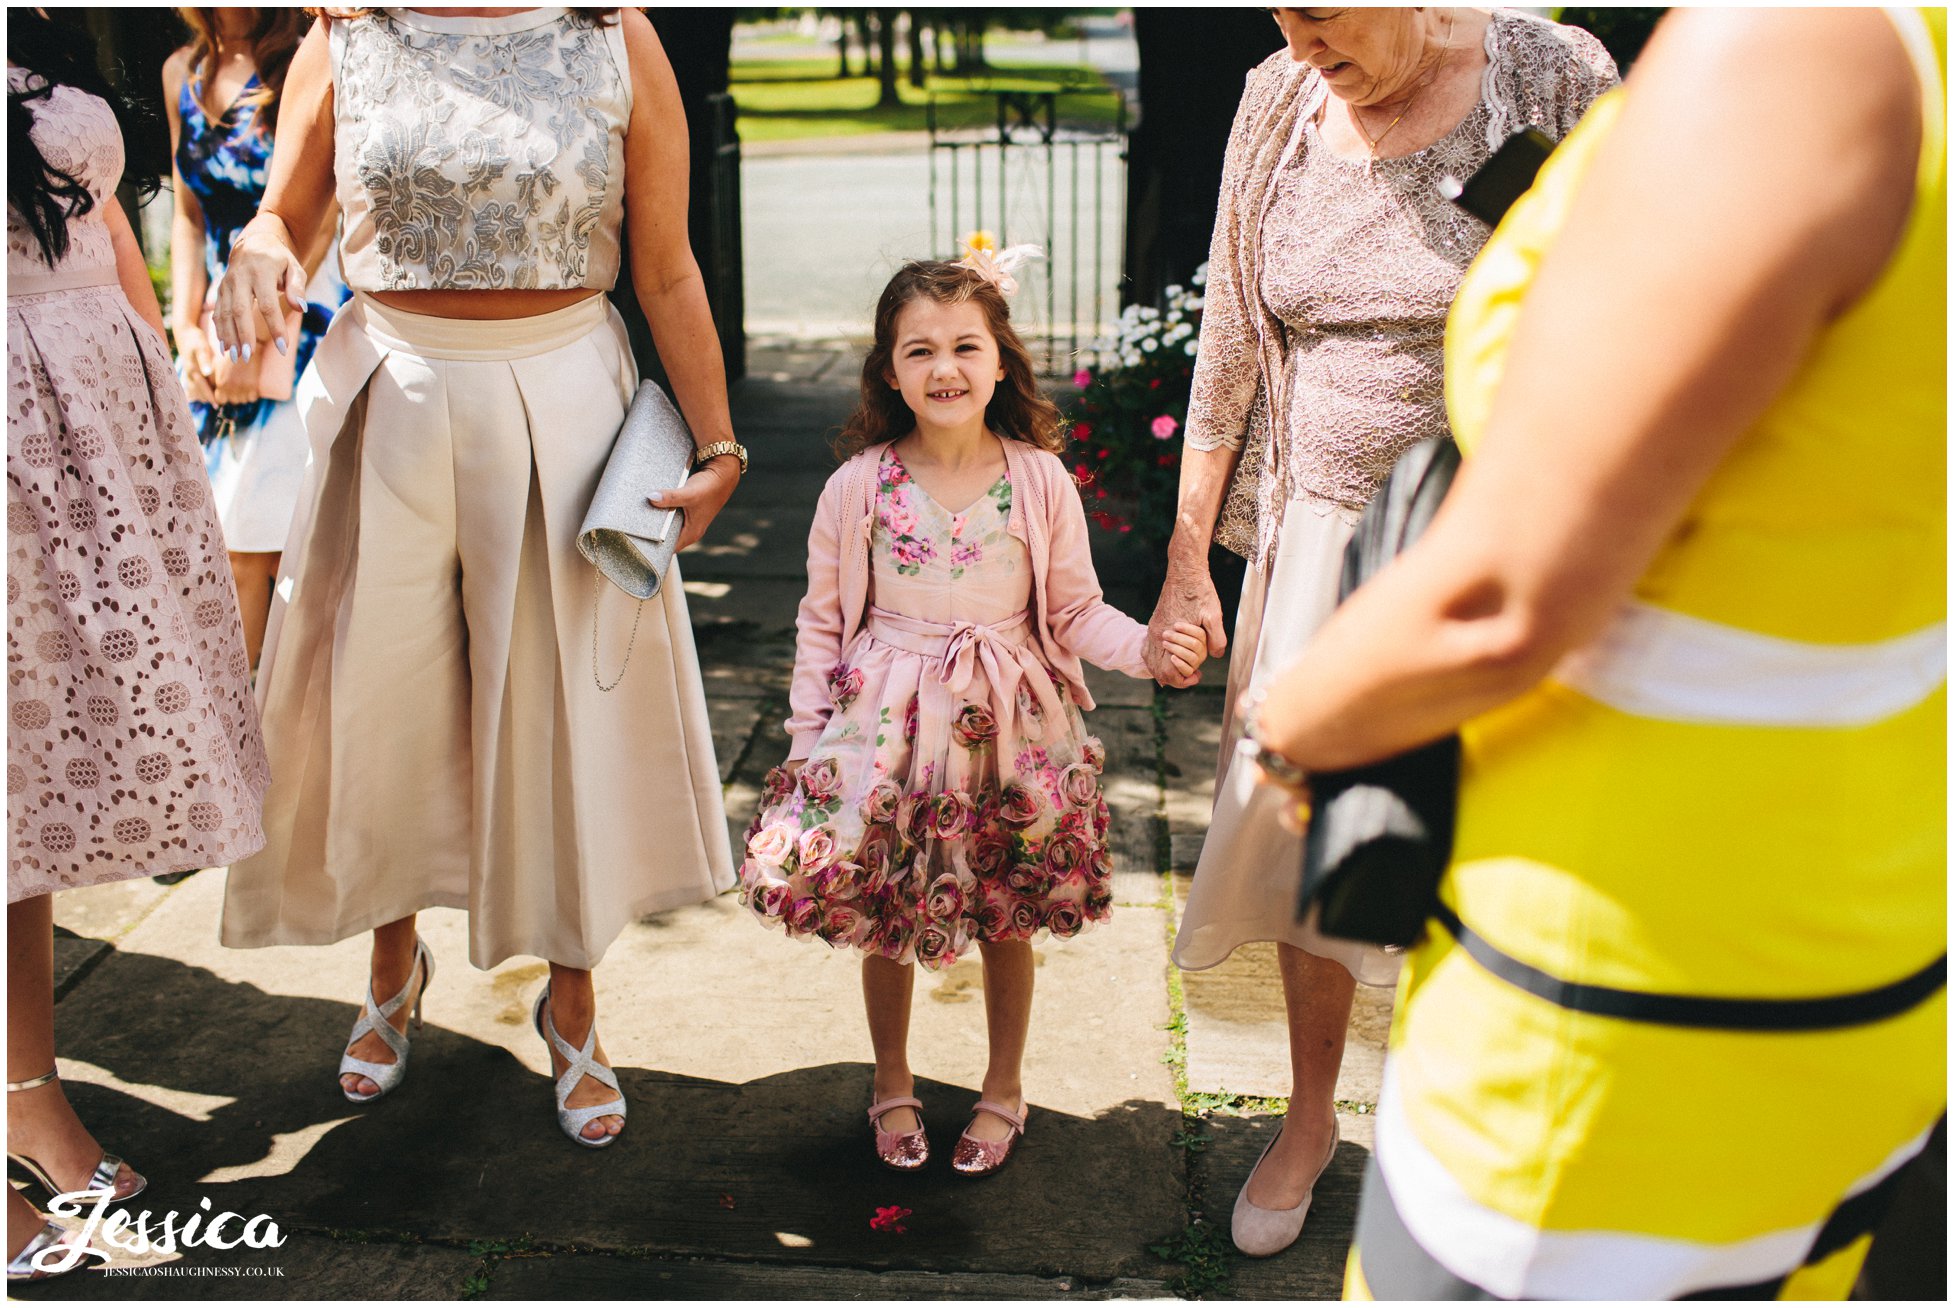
[927,91,1127,375]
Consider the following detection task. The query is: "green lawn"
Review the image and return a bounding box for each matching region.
[730,59,1122,143]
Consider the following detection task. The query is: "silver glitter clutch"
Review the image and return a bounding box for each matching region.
[577,380,693,600]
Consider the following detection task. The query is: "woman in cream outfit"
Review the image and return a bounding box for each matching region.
[214,7,740,1146]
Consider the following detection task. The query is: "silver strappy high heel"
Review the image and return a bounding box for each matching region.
[531,984,626,1149]
[7,1220,86,1283]
[338,936,434,1103]
[6,1068,145,1205]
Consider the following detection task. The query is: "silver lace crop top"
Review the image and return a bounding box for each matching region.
[328,7,630,292]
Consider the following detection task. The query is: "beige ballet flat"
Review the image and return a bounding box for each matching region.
[1230,1116,1339,1258]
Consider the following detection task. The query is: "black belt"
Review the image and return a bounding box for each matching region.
[1432,902,1946,1032]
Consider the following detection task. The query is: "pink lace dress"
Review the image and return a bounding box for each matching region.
[7,68,267,897]
[741,447,1113,969]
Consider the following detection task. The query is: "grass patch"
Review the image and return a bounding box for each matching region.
[729,60,1121,143]
[1148,1219,1235,1299]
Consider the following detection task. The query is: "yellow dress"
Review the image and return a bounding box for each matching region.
[1348,10,1945,1300]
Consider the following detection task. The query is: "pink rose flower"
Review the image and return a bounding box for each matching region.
[902,695,920,743]
[1045,831,1092,881]
[799,757,842,805]
[797,823,840,873]
[1081,736,1106,773]
[818,903,865,946]
[997,782,1041,830]
[886,496,919,536]
[861,779,903,826]
[1059,762,1098,808]
[977,900,1013,939]
[1072,368,1092,388]
[824,861,864,900]
[748,823,797,868]
[931,790,972,840]
[1008,899,1040,937]
[828,664,865,711]
[1086,882,1114,915]
[951,703,999,750]
[1044,901,1084,937]
[1007,864,1051,897]
[1151,414,1180,441]
[899,792,935,845]
[925,873,967,923]
[761,765,797,804]
[787,896,822,934]
[755,882,792,920]
[915,924,955,967]
[970,832,1012,879]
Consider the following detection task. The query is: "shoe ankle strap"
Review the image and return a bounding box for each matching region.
[867,1095,922,1122]
[6,1068,56,1093]
[969,1099,1027,1133]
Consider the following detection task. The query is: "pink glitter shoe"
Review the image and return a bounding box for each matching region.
[868,1095,929,1172]
[951,1099,1028,1178]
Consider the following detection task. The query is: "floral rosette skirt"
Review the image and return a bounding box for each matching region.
[740,611,1115,970]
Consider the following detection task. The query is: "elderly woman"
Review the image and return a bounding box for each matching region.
[1251,6,1943,1298]
[1148,8,1615,1256]
[212,7,740,1147]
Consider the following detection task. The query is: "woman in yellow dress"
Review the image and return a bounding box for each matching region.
[1239,7,1944,1298]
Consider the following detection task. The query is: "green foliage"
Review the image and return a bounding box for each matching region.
[1067,273,1205,560]
[1553,8,1667,73]
[1148,1218,1234,1298]
[459,1270,491,1299]
[729,60,1118,142]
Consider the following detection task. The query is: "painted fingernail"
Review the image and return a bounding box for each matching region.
[274,336,288,356]
[240,343,253,362]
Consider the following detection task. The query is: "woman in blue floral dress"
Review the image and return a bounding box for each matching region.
[164,8,343,670]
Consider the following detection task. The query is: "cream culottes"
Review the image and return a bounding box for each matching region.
[221,294,735,969]
[1170,501,1399,987]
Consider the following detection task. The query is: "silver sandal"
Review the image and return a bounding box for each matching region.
[338,936,435,1103]
[531,984,626,1149]
[7,1220,89,1282]
[6,1067,145,1205]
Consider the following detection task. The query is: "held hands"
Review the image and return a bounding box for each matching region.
[648,453,740,553]
[210,217,307,360]
[1146,556,1229,689]
[1148,622,1211,686]
[175,322,218,405]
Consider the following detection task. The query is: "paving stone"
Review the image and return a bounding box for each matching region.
[486,1252,1170,1299]
[1188,1113,1373,1300]
[52,928,112,1001]
[18,1233,478,1300]
[61,871,1181,1280]
[50,875,178,945]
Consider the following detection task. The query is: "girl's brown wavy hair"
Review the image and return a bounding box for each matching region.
[177,9,310,129]
[834,260,1066,461]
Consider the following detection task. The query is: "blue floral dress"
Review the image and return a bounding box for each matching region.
[175,73,344,551]
[740,446,1115,969]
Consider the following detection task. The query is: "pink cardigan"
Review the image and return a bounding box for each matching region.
[786,439,1151,759]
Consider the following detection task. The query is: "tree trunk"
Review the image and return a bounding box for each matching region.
[906,10,927,89]
[933,20,949,73]
[835,9,852,78]
[875,10,900,106]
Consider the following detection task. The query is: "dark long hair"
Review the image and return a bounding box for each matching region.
[8,10,163,267]
[835,260,1067,461]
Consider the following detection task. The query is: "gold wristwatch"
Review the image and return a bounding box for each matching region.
[693,440,749,476]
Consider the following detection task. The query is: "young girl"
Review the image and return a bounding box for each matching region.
[740,249,1205,1176]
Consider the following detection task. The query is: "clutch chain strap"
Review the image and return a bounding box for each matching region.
[591,569,646,693]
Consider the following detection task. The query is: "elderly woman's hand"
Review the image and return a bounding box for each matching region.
[650,454,740,553]
[1147,553,1228,688]
[211,215,307,359]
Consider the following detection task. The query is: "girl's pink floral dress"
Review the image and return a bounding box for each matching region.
[741,446,1113,969]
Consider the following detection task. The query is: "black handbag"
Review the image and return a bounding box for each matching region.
[1298,438,1461,948]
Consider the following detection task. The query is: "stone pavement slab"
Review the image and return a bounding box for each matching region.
[17,1236,479,1301]
[484,1253,1168,1299]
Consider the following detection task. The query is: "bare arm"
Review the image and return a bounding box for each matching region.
[106,198,166,342]
[161,50,216,401]
[212,20,336,355]
[1256,8,1922,772]
[619,9,740,552]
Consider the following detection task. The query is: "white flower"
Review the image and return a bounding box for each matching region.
[1183,339,1198,356]
[1141,338,1158,352]
[1192,262,1209,287]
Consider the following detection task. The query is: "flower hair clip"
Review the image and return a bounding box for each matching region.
[956,230,1043,297]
